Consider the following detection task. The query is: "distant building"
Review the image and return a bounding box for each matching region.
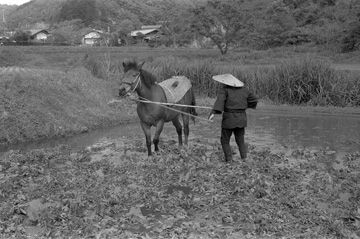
[28,29,49,42]
[130,25,162,42]
[141,25,162,30]
[82,30,105,46]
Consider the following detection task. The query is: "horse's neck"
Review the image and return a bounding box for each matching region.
[136,82,166,105]
[136,74,161,101]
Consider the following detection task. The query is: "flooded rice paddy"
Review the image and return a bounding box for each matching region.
[2,108,359,159]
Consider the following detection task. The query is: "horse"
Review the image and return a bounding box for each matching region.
[118,60,197,156]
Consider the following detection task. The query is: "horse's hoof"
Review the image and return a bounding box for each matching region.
[154,148,164,155]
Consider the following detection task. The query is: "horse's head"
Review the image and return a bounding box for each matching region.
[118,61,145,97]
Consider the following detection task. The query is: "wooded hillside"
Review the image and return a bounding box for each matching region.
[0,0,359,52]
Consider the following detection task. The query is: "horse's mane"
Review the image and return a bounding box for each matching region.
[140,69,157,88]
[123,60,157,88]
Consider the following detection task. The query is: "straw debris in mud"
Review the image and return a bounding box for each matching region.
[0,139,359,238]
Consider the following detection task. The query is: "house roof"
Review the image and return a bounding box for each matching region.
[130,29,158,37]
[28,29,49,36]
[141,25,162,30]
[82,29,105,38]
[84,29,104,35]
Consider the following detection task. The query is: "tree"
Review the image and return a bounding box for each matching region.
[191,0,250,54]
[12,31,31,45]
[51,20,84,45]
[115,19,135,45]
[57,0,98,27]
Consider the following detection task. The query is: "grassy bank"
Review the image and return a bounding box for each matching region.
[0,67,135,147]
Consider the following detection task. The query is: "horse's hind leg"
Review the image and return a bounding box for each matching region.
[182,114,190,146]
[140,121,152,156]
[172,117,183,146]
[153,120,164,152]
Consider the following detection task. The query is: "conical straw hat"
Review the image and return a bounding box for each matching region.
[212,74,244,87]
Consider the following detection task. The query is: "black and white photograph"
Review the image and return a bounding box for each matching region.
[0,0,359,238]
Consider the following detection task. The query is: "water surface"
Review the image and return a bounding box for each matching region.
[1,109,359,157]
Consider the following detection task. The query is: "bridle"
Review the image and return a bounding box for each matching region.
[122,73,141,94]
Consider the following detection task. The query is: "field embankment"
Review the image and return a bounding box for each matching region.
[0,67,135,147]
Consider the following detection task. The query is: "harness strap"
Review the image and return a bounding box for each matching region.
[131,74,141,93]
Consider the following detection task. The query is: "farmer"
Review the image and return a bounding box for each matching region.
[208,74,258,162]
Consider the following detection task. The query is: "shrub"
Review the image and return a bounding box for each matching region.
[341,23,360,53]
[82,52,120,80]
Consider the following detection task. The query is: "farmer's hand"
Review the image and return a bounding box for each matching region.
[208,113,215,121]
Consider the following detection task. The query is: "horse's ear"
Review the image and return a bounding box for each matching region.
[138,61,145,69]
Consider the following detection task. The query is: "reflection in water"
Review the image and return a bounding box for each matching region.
[1,110,359,157]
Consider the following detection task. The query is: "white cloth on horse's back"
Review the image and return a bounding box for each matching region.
[158,76,192,103]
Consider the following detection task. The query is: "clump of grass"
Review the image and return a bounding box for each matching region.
[255,58,360,106]
[82,52,121,80]
[0,47,25,67]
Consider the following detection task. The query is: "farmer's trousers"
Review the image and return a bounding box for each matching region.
[221,127,247,161]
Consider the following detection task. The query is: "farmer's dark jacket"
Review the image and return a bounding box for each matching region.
[212,85,258,129]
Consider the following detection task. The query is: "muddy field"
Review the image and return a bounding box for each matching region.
[1,110,360,238]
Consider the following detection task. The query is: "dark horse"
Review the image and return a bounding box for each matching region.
[119,61,197,156]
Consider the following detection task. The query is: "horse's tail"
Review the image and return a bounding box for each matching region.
[189,88,197,124]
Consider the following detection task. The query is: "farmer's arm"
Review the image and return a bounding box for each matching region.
[247,91,258,109]
[208,86,226,121]
[211,86,227,114]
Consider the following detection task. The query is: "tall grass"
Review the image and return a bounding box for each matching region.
[257,58,360,106]
[149,57,360,107]
[84,53,360,107]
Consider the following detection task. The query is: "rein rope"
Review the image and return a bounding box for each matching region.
[133,96,213,122]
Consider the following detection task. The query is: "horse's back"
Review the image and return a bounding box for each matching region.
[158,76,192,104]
[137,82,196,124]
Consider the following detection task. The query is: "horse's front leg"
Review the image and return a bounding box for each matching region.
[140,121,152,156]
[153,120,164,152]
